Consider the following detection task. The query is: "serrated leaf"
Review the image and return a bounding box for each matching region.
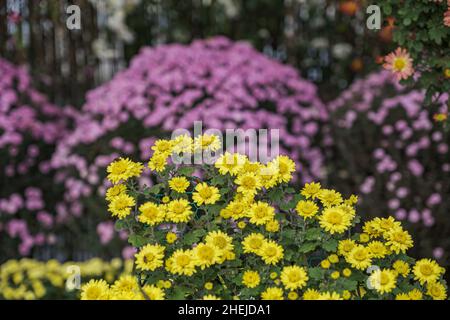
[114,220,126,231]
[128,234,147,247]
[322,239,338,252]
[305,228,323,241]
[147,184,163,194]
[308,267,325,280]
[178,166,195,176]
[299,242,318,253]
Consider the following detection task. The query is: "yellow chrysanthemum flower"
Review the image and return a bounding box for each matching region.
[384,228,413,254]
[194,134,221,152]
[319,206,351,234]
[393,260,410,277]
[108,193,135,219]
[142,285,165,300]
[242,233,266,254]
[107,158,143,184]
[265,220,280,233]
[151,139,174,155]
[345,245,372,270]
[271,155,295,183]
[259,240,284,265]
[166,199,193,223]
[168,176,190,193]
[192,183,220,205]
[80,279,110,300]
[221,200,247,220]
[261,287,284,300]
[363,220,383,238]
[259,162,280,189]
[166,232,177,244]
[138,202,165,225]
[395,293,410,300]
[300,182,321,199]
[342,268,352,277]
[204,282,213,290]
[167,249,197,276]
[408,289,423,300]
[367,241,388,259]
[368,269,397,294]
[135,244,165,271]
[193,243,221,269]
[215,152,246,176]
[203,294,221,300]
[148,153,168,172]
[413,259,443,284]
[373,216,402,235]
[318,189,343,207]
[426,282,447,300]
[338,239,357,256]
[205,230,234,253]
[235,172,262,196]
[172,134,194,154]
[105,184,127,202]
[319,292,343,300]
[280,265,309,290]
[111,275,138,295]
[295,200,319,219]
[248,201,275,226]
[242,270,261,288]
[302,288,321,300]
[288,291,298,300]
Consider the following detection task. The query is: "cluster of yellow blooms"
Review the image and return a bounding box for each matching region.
[87,134,448,300]
[0,258,132,300]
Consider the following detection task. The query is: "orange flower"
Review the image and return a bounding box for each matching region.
[339,1,359,16]
[433,113,448,122]
[383,47,414,80]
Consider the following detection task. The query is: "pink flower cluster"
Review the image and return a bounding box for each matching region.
[50,37,327,250]
[328,70,449,260]
[0,58,77,257]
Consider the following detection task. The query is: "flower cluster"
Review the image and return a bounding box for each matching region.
[82,134,448,300]
[50,37,326,255]
[0,258,132,300]
[0,58,77,258]
[327,71,449,264]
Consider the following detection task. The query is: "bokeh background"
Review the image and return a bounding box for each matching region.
[1,0,449,298]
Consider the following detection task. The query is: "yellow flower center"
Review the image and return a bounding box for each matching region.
[393,58,406,71]
[199,187,213,198]
[354,249,367,261]
[379,273,389,285]
[420,264,433,276]
[241,176,256,188]
[176,255,190,267]
[327,212,343,225]
[198,246,215,260]
[264,246,277,257]
[249,238,263,249]
[288,272,300,282]
[143,253,155,263]
[213,236,227,249]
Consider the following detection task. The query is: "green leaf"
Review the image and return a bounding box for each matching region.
[210,175,226,186]
[322,239,338,252]
[305,228,323,241]
[178,166,195,176]
[171,287,189,300]
[128,234,147,247]
[147,184,163,194]
[308,267,325,280]
[299,242,318,253]
[114,220,126,231]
